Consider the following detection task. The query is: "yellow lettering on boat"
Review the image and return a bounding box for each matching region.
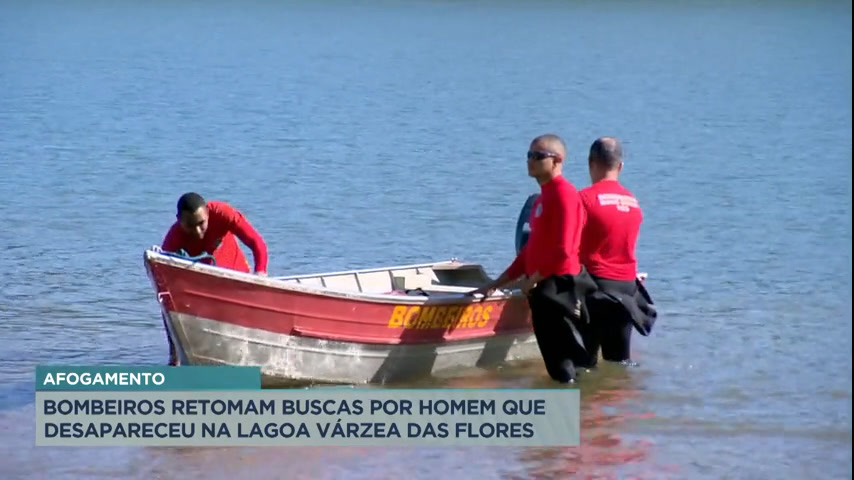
[469,305,483,328]
[445,306,460,328]
[479,305,492,327]
[434,307,449,329]
[388,306,408,328]
[457,305,473,327]
[456,305,473,329]
[421,307,438,329]
[407,307,421,329]
[388,305,495,329]
[403,306,419,328]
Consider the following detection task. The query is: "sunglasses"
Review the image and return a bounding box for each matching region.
[527,150,561,162]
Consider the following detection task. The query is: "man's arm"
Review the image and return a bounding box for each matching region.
[501,250,527,287]
[232,218,268,274]
[469,249,526,299]
[215,204,269,274]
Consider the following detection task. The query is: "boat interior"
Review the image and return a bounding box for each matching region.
[274,261,502,295]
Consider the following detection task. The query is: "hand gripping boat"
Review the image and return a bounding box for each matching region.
[144,195,647,386]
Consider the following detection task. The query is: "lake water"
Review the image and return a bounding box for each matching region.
[1,1,851,478]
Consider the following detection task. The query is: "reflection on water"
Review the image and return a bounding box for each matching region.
[2,351,849,478]
[0,359,673,480]
[513,364,680,480]
[135,446,379,480]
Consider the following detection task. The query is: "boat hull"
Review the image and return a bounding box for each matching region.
[165,310,540,386]
[145,249,540,385]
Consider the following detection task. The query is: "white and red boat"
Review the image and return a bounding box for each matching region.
[144,250,541,386]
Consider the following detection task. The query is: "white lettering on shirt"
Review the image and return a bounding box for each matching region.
[597,193,639,212]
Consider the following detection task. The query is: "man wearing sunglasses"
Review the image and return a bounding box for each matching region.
[579,137,657,367]
[468,134,597,383]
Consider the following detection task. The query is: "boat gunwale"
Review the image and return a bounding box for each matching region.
[143,247,518,305]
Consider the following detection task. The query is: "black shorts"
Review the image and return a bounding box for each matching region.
[527,273,598,381]
[586,276,637,362]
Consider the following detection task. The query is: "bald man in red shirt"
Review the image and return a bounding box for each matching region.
[469,134,598,383]
[579,138,657,366]
[160,192,269,365]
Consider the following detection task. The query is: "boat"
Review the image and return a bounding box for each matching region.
[143,196,647,386]
[144,250,540,386]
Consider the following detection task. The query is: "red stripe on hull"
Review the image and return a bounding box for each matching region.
[148,261,534,345]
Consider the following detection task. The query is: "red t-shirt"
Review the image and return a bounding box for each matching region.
[161,201,268,274]
[579,180,643,282]
[506,175,585,279]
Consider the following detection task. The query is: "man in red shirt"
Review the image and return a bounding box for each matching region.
[161,192,269,275]
[160,192,269,365]
[579,137,657,365]
[469,134,598,383]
